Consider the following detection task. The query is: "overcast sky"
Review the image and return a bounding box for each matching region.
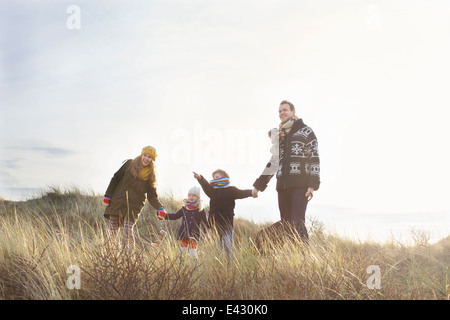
[1,0,449,242]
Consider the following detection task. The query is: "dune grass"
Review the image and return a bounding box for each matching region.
[0,187,449,300]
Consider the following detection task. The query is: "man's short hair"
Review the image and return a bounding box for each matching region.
[212,169,229,179]
[280,100,295,112]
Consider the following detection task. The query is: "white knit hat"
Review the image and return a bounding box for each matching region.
[188,186,201,198]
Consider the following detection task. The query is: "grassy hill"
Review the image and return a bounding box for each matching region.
[0,187,449,300]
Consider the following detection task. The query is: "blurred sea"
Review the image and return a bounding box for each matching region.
[239,201,449,244]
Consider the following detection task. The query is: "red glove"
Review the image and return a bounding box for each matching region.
[103,197,111,205]
[157,208,166,220]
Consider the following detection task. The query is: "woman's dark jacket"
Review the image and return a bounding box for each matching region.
[253,118,321,192]
[166,207,209,241]
[104,160,163,224]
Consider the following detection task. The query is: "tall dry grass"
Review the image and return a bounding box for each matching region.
[0,187,449,300]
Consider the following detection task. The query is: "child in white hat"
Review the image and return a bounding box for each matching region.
[158,186,209,256]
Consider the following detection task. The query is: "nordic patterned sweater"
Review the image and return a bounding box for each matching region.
[253,118,321,192]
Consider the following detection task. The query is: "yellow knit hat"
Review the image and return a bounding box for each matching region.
[141,146,157,160]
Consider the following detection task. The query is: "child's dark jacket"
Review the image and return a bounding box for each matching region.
[197,176,252,232]
[166,207,209,241]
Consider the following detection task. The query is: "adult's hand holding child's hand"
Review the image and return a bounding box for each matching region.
[156,207,167,220]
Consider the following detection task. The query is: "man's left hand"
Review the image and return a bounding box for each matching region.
[305,187,315,200]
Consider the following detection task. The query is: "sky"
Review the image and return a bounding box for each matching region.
[1,0,449,243]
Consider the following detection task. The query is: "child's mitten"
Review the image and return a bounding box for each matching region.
[103,196,111,205]
[157,207,167,220]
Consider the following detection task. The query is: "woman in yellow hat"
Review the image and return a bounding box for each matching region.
[103,146,166,248]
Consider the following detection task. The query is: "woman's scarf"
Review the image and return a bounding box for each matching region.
[279,116,299,140]
[209,176,230,188]
[138,166,152,181]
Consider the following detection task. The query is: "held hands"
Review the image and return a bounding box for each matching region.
[252,188,259,198]
[156,207,167,220]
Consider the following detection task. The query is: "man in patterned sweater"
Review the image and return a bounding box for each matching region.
[252,100,321,243]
